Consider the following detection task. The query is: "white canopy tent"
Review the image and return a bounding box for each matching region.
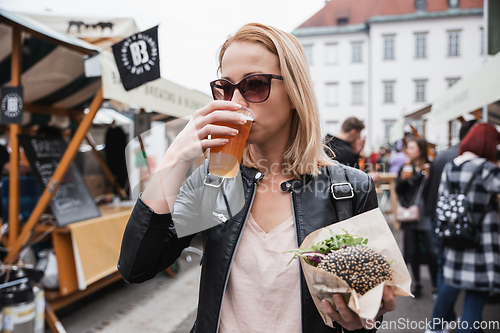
[429,51,500,126]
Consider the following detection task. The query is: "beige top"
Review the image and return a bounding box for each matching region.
[219,213,301,333]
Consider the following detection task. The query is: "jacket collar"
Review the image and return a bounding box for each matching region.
[240,164,316,192]
[240,165,264,181]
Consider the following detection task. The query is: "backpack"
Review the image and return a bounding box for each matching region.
[435,160,487,250]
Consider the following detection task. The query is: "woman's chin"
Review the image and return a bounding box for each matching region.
[246,138,257,145]
[246,133,258,145]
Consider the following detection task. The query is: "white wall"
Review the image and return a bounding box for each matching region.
[370,15,484,149]
[299,31,370,138]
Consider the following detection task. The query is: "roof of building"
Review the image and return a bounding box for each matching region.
[297,0,483,29]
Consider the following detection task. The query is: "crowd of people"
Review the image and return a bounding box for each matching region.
[327,117,500,333]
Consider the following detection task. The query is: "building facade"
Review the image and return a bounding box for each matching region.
[293,0,484,151]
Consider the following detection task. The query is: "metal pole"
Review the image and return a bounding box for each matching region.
[483,0,489,122]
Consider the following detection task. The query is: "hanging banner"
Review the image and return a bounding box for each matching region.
[100,51,211,119]
[112,26,160,91]
[1,86,23,124]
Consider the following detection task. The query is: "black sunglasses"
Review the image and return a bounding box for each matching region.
[210,73,284,103]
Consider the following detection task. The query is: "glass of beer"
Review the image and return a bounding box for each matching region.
[402,164,413,179]
[209,106,254,178]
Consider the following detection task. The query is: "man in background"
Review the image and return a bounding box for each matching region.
[324,117,365,168]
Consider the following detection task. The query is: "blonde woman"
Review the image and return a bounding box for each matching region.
[119,23,395,333]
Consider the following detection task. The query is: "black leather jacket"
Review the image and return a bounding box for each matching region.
[118,162,379,333]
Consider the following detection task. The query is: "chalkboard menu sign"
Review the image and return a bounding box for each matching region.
[18,135,101,226]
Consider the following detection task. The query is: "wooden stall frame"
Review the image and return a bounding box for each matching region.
[0,13,175,332]
[5,88,104,264]
[12,103,128,199]
[8,26,21,248]
[4,83,105,332]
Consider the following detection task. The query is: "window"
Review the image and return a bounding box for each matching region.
[446,77,460,87]
[449,0,459,8]
[480,27,484,55]
[352,82,363,105]
[325,83,338,106]
[337,17,348,25]
[415,80,426,102]
[352,42,362,63]
[415,33,427,58]
[415,0,426,11]
[448,31,460,56]
[325,43,338,65]
[383,120,396,141]
[303,44,313,65]
[383,35,395,60]
[383,81,395,103]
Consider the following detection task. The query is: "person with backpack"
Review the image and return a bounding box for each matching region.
[423,120,477,289]
[426,122,500,333]
[118,23,396,333]
[422,120,477,323]
[396,137,438,298]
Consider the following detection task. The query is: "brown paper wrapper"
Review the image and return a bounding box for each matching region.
[298,208,413,326]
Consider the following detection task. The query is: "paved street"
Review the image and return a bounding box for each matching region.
[49,236,203,333]
[52,229,500,333]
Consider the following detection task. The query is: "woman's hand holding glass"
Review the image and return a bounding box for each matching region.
[168,101,248,164]
[142,101,247,214]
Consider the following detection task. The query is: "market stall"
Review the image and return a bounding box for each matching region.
[0,8,210,332]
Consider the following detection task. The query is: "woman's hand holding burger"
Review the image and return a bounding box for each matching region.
[322,286,396,330]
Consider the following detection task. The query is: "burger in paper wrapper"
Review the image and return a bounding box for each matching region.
[317,245,393,295]
[286,208,412,326]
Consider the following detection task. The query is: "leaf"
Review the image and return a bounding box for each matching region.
[284,230,369,266]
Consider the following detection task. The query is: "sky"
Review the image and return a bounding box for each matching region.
[0,0,326,95]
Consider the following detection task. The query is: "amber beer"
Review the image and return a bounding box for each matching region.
[209,107,254,178]
[402,164,413,179]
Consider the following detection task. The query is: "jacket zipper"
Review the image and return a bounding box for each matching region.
[215,182,257,333]
[290,191,304,333]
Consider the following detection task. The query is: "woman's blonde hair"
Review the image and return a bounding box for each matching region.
[218,23,332,179]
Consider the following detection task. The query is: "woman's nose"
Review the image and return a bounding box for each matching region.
[231,88,249,106]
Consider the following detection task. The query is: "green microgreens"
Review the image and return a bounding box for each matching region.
[284,229,369,266]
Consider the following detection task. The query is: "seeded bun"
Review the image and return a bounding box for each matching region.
[317,245,392,295]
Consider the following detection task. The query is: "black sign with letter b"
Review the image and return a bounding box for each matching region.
[112,26,160,91]
[1,86,23,124]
